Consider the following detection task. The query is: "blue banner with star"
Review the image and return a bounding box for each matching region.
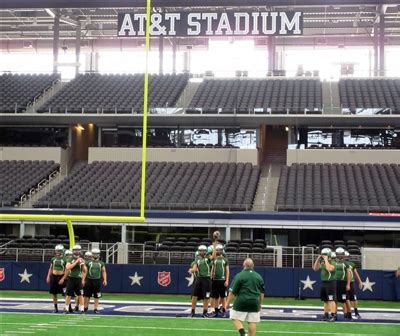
[11,262,40,290]
[0,262,397,300]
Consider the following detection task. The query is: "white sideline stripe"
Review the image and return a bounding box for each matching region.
[2,298,399,312]
[1,312,399,326]
[0,323,390,335]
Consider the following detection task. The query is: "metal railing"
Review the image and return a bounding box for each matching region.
[0,245,362,269]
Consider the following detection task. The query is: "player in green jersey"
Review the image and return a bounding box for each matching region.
[334,248,352,320]
[64,244,87,314]
[84,248,107,314]
[313,248,337,322]
[344,250,363,319]
[46,244,68,313]
[210,244,230,317]
[189,244,217,317]
[225,258,264,336]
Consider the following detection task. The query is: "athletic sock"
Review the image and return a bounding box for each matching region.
[203,309,208,315]
[54,304,58,310]
[238,328,246,336]
[84,307,88,312]
[191,309,195,315]
[215,307,219,314]
[354,308,359,314]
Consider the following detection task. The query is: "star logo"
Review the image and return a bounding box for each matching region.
[301,275,316,291]
[186,273,194,287]
[361,277,376,292]
[129,272,144,286]
[18,269,33,283]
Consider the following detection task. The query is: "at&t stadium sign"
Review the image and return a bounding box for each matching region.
[117,11,303,37]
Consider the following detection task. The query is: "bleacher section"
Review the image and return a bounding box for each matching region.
[38,73,189,113]
[339,78,400,114]
[35,161,260,211]
[0,160,60,207]
[0,73,60,113]
[187,78,323,114]
[276,163,400,213]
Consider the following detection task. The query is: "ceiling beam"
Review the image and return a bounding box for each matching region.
[1,0,400,9]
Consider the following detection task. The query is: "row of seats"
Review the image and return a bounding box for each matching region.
[276,163,400,213]
[340,79,400,114]
[35,161,260,211]
[188,79,323,113]
[1,73,60,113]
[38,73,189,113]
[0,160,60,207]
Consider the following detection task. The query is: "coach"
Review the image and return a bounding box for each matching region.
[225,258,265,336]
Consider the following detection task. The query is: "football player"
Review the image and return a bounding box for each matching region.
[334,248,352,320]
[313,248,336,322]
[46,244,67,313]
[210,244,229,317]
[188,244,217,317]
[344,250,363,319]
[64,244,87,314]
[84,248,107,314]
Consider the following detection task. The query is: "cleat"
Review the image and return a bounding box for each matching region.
[74,306,79,312]
[63,310,69,314]
[94,309,100,314]
[53,309,59,313]
[206,312,217,318]
[327,316,335,322]
[201,313,209,318]
[321,315,328,321]
[354,313,361,319]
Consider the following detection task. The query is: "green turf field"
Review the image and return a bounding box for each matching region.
[1,290,399,309]
[1,313,399,336]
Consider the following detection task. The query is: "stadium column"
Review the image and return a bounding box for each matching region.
[172,38,177,74]
[75,19,82,76]
[159,35,164,75]
[373,22,379,77]
[379,14,385,76]
[267,36,276,74]
[53,11,60,74]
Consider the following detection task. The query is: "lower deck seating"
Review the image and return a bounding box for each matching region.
[35,161,260,211]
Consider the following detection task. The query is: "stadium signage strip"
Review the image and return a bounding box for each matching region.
[118,11,303,37]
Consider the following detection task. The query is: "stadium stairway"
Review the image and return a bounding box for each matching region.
[175,80,202,109]
[253,164,281,211]
[19,173,64,208]
[322,81,341,114]
[19,160,82,208]
[25,80,66,113]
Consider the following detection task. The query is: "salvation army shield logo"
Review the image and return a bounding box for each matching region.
[0,268,5,282]
[157,271,171,287]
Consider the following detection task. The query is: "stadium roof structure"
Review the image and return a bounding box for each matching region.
[0,2,399,46]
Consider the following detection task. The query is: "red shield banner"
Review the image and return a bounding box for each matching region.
[0,268,5,282]
[157,271,171,287]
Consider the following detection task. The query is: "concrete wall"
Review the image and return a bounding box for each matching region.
[89,147,258,164]
[0,147,70,164]
[287,149,400,165]
[362,248,400,270]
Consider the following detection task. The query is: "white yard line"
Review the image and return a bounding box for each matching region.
[2,298,399,312]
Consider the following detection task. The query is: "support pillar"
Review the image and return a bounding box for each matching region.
[75,20,82,76]
[373,23,379,77]
[19,221,25,238]
[53,12,60,74]
[379,14,385,76]
[267,36,276,74]
[159,36,164,75]
[121,224,127,244]
[172,38,177,74]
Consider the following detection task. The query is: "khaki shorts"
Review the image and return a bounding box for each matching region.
[230,309,261,323]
